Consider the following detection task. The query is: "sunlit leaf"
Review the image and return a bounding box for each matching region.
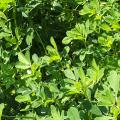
[0,103,4,120]
[15,94,31,103]
[18,52,31,65]
[67,107,80,120]
[107,70,120,96]
[64,69,76,80]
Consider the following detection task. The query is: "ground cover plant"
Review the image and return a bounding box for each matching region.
[0,0,120,120]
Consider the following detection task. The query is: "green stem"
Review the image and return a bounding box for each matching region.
[35,29,47,54]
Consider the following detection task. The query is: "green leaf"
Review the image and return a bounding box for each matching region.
[107,70,120,95]
[26,28,34,46]
[0,0,14,11]
[101,24,111,32]
[32,54,39,63]
[17,87,31,95]
[67,107,80,120]
[46,46,59,56]
[118,60,120,67]
[92,59,99,70]
[85,19,90,36]
[0,103,4,120]
[97,68,104,81]
[62,37,72,44]
[0,32,11,39]
[15,94,31,103]
[80,5,90,15]
[64,69,76,80]
[49,55,61,62]
[25,50,31,63]
[18,52,31,65]
[90,105,102,116]
[87,68,97,82]
[0,11,7,20]
[78,67,85,81]
[62,23,84,44]
[51,106,63,120]
[49,83,59,93]
[80,54,85,61]
[15,62,31,69]
[95,86,115,106]
[50,37,57,50]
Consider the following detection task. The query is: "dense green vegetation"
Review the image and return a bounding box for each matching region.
[0,0,120,119]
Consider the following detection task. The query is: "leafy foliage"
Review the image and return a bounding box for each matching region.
[0,0,120,119]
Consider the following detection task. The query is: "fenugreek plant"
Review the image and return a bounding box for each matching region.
[0,0,120,120]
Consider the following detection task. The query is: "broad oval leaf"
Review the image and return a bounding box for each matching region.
[64,69,76,80]
[107,70,120,96]
[67,107,80,120]
[15,94,31,103]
